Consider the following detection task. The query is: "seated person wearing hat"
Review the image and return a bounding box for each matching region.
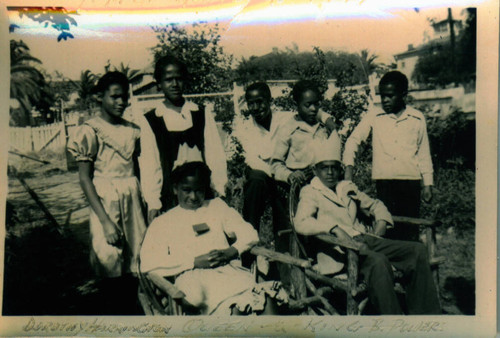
[293,138,441,315]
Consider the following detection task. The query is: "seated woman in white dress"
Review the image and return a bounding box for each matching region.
[140,159,288,315]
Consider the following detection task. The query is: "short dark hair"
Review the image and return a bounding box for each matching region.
[94,71,129,94]
[292,79,322,103]
[154,55,188,83]
[379,71,408,93]
[245,82,271,101]
[171,161,212,193]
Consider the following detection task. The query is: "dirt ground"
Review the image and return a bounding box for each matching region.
[3,152,475,315]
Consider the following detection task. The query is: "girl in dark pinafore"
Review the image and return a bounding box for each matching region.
[138,56,227,224]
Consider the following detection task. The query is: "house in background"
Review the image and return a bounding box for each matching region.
[394,10,464,89]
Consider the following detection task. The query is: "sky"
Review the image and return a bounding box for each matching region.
[7,1,478,80]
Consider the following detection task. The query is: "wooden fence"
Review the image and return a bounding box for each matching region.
[10,122,68,152]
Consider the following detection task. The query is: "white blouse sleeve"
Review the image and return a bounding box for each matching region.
[203,109,228,196]
[138,113,163,211]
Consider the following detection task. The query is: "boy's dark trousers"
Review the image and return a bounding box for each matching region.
[376,179,421,241]
[356,234,441,315]
[242,169,290,284]
[242,169,289,252]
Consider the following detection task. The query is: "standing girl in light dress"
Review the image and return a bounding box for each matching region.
[68,72,147,284]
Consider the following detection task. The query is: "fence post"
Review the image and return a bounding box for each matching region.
[232,82,243,117]
[29,126,34,151]
[60,106,72,171]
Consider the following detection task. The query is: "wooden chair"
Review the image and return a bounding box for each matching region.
[137,263,187,315]
[137,246,314,315]
[283,182,444,315]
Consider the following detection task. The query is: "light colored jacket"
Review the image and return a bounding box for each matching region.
[294,178,393,274]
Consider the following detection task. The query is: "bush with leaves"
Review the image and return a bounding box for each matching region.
[419,106,475,169]
[151,22,235,127]
[151,23,233,95]
[421,167,475,235]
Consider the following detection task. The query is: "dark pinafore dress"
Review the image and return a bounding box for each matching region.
[144,106,206,212]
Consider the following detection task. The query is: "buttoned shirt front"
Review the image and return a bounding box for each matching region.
[232,111,293,176]
[138,100,228,210]
[343,106,433,186]
[271,115,340,183]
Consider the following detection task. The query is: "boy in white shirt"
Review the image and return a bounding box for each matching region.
[343,71,433,241]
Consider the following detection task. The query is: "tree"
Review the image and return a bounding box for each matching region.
[412,8,476,88]
[235,47,370,86]
[73,70,98,111]
[357,49,379,83]
[113,62,145,86]
[150,22,233,94]
[10,40,53,126]
[104,61,145,87]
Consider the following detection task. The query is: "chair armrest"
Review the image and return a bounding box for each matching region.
[249,246,311,268]
[315,233,363,251]
[147,272,186,300]
[392,216,441,228]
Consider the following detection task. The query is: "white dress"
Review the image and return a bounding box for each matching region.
[67,116,147,277]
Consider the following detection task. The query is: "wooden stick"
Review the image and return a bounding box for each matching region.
[346,249,359,315]
[148,272,185,299]
[305,278,338,315]
[8,150,50,164]
[288,287,331,310]
[392,215,440,227]
[38,129,61,151]
[304,269,348,291]
[12,167,63,234]
[250,246,311,268]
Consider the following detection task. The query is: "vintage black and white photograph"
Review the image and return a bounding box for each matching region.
[0,0,497,335]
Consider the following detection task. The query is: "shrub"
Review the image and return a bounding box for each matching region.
[421,167,475,235]
[423,107,475,170]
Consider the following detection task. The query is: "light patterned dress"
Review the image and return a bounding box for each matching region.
[68,116,147,277]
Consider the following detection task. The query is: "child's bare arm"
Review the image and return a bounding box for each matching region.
[78,162,122,246]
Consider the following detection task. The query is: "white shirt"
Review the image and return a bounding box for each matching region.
[138,100,228,210]
[232,111,293,176]
[140,198,259,277]
[343,105,434,186]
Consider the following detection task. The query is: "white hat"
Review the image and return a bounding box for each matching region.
[312,135,342,165]
[172,143,204,170]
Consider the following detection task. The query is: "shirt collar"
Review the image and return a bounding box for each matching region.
[310,177,350,206]
[294,114,321,133]
[378,106,410,121]
[154,99,198,117]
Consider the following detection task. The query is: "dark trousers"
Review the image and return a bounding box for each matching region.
[242,169,289,253]
[376,180,421,241]
[357,234,441,315]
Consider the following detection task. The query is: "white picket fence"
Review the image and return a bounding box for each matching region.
[10,122,67,152]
